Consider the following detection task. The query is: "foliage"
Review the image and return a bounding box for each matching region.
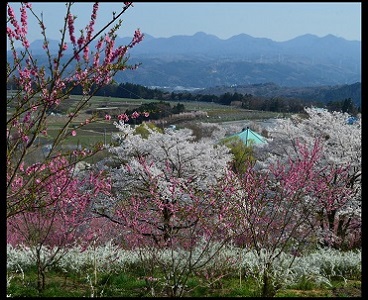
[132,121,163,139]
[124,100,185,124]
[55,80,361,114]
[220,135,256,174]
[326,98,359,115]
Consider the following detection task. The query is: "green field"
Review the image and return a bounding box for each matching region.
[8,95,286,148]
[52,95,285,145]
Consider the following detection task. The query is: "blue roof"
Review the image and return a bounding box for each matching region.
[346,116,359,125]
[228,127,267,146]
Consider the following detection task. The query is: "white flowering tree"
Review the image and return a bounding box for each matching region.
[93,122,238,296]
[255,107,361,249]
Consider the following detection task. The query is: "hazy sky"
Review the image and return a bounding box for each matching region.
[8,2,361,43]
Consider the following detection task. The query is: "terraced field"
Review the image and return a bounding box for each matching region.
[8,94,288,153]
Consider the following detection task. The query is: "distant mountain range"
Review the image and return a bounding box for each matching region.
[8,32,361,89]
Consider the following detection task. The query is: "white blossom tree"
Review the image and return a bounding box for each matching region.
[92,122,237,296]
[103,123,233,195]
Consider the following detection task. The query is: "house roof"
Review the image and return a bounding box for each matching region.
[228,127,267,146]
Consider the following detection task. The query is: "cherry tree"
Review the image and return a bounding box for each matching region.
[255,107,361,249]
[92,123,238,296]
[97,123,233,195]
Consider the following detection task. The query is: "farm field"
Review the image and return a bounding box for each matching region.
[6,93,286,166]
[14,94,287,148]
[8,94,285,165]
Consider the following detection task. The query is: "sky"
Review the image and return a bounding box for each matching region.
[7,2,361,43]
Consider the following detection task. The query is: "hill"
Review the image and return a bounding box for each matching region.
[194,82,361,107]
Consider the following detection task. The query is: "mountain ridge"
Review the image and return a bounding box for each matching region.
[8,32,361,88]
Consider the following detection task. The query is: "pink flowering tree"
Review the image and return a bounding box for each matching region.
[7,2,145,292]
[228,138,353,296]
[255,107,361,250]
[7,155,111,292]
[7,2,144,218]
